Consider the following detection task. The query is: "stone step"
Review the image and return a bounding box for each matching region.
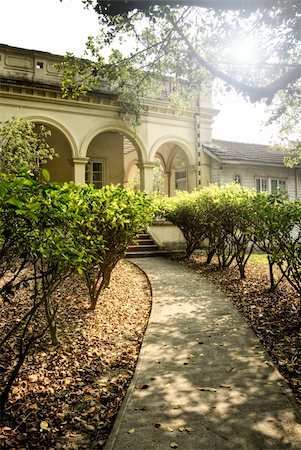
[136,238,156,245]
[137,234,150,240]
[127,244,159,252]
[125,250,170,258]
[125,230,169,258]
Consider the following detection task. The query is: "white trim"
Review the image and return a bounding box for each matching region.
[85,158,106,188]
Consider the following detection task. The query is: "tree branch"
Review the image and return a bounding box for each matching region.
[96,1,275,15]
[171,19,301,103]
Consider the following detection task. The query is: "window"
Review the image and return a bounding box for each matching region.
[271,179,287,193]
[256,178,267,192]
[255,177,287,194]
[36,61,44,69]
[234,174,241,184]
[175,169,187,191]
[85,161,103,189]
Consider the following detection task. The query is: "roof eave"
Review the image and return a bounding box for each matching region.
[202,145,222,162]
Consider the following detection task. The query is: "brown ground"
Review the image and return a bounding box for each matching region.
[1,255,300,449]
[0,260,152,449]
[179,254,301,409]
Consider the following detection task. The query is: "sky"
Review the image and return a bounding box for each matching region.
[0,0,276,144]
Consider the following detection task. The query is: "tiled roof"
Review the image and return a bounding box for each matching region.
[204,139,287,164]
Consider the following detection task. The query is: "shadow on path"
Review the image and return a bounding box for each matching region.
[105,257,301,450]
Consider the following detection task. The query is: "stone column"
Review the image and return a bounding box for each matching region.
[188,164,197,192]
[72,157,89,184]
[139,162,156,193]
[164,172,171,196]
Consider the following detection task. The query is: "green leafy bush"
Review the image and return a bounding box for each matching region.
[166,190,208,258]
[82,184,154,309]
[0,175,91,416]
[0,118,57,178]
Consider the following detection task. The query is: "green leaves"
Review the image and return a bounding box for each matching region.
[166,183,256,268]
[81,184,155,309]
[41,168,50,182]
[0,118,57,179]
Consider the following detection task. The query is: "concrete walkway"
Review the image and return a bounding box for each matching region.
[105,257,301,450]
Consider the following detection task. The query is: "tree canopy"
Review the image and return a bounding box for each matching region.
[60,0,300,148]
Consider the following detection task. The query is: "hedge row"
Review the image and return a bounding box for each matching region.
[0,173,154,416]
[164,184,301,298]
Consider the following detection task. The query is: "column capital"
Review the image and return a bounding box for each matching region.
[72,157,89,165]
[138,161,157,170]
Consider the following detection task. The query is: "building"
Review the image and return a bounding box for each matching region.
[204,140,301,199]
[0,43,215,194]
[0,43,299,199]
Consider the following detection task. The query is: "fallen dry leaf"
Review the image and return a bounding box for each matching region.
[198,387,217,392]
[0,261,151,449]
[182,254,301,408]
[40,421,48,430]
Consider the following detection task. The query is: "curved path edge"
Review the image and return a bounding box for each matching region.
[105,257,301,450]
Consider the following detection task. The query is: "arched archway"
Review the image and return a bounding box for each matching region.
[125,159,140,189]
[27,117,76,183]
[151,138,196,195]
[83,127,145,188]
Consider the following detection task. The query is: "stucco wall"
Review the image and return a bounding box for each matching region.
[87,132,124,185]
[0,44,219,191]
[148,222,186,250]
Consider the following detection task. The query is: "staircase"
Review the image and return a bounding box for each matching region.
[126,231,169,258]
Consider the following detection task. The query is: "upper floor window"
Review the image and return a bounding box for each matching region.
[175,169,187,191]
[85,161,103,189]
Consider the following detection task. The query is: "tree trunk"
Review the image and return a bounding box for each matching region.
[206,248,215,264]
[44,296,59,346]
[0,338,33,419]
[267,256,276,292]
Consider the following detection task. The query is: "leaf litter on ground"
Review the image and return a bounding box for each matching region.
[180,254,301,408]
[0,260,151,449]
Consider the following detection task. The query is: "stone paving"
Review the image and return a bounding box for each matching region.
[105,257,301,450]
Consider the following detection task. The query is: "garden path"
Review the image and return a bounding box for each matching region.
[105,257,301,450]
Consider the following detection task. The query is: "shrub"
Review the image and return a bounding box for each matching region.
[165,191,208,258]
[0,118,57,178]
[82,185,154,309]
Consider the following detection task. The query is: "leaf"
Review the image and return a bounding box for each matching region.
[166,427,174,432]
[40,421,49,430]
[28,374,38,382]
[64,377,73,385]
[6,197,22,208]
[84,423,95,431]
[170,442,178,448]
[178,426,185,432]
[128,428,135,434]
[28,403,39,410]
[170,402,180,409]
[41,168,50,182]
[198,387,217,392]
[0,183,7,199]
[83,406,96,416]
